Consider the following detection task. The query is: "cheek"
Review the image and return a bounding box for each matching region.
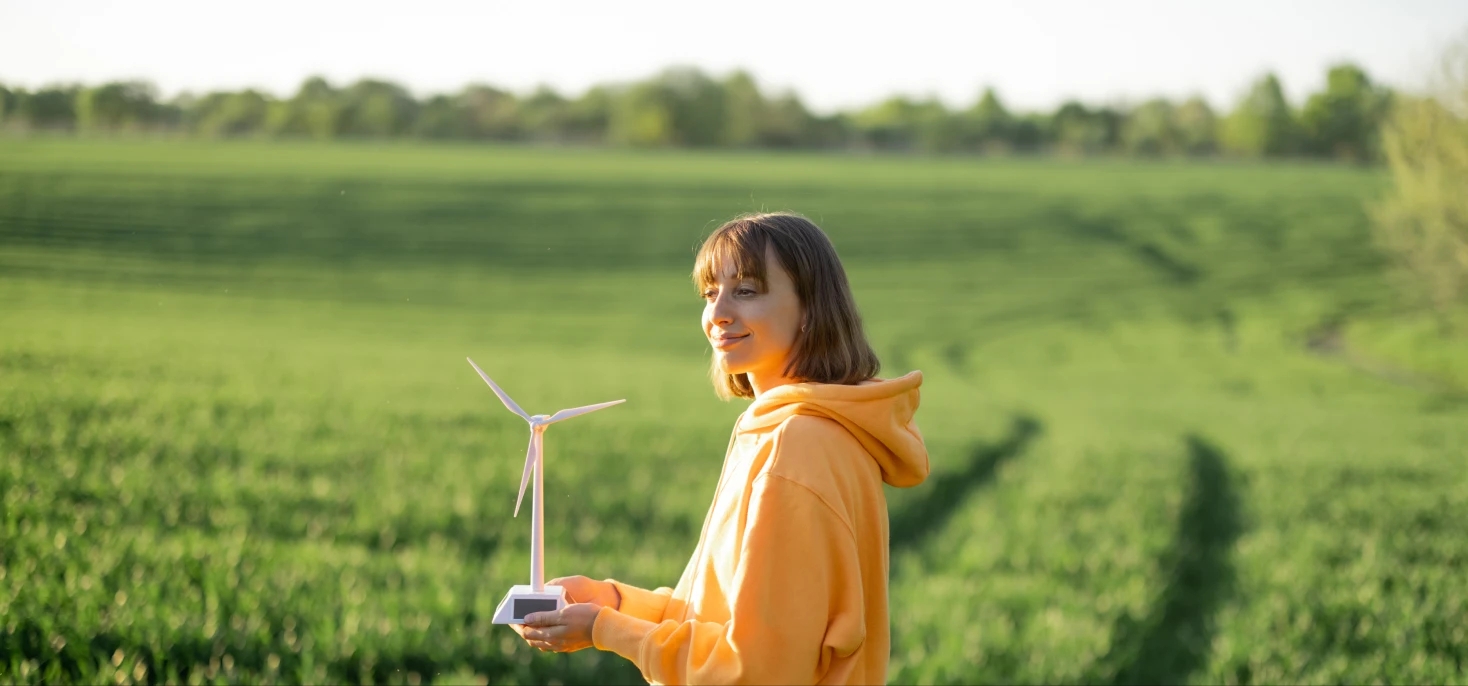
[752,304,798,351]
[775,299,802,340]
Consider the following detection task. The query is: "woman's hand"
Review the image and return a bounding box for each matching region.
[548,575,621,609]
[508,576,619,652]
[513,603,601,653]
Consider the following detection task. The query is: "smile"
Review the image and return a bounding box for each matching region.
[712,334,748,350]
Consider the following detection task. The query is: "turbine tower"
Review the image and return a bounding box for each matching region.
[468,357,624,623]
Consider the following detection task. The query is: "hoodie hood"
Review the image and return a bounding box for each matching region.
[738,370,929,488]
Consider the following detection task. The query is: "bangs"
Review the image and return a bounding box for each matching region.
[693,220,769,291]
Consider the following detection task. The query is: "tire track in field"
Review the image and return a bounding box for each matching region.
[888,415,1043,555]
[1050,208,1203,286]
[1092,434,1243,685]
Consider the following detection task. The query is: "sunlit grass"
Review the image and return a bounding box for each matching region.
[1,138,1463,684]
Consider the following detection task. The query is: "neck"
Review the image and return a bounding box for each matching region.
[748,369,798,398]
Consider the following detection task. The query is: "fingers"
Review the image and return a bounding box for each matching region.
[512,619,558,651]
[523,629,573,653]
[513,604,596,654]
[523,624,566,641]
[522,611,563,628]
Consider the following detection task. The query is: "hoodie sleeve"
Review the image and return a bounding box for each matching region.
[604,579,674,623]
[592,473,866,685]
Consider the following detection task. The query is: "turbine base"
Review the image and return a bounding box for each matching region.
[492,585,568,625]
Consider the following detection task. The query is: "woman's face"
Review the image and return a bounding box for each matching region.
[701,245,804,395]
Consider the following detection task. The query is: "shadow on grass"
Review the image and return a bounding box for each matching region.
[1093,434,1243,685]
[890,415,1043,555]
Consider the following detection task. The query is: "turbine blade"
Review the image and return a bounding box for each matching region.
[513,430,537,517]
[546,399,626,424]
[467,357,531,421]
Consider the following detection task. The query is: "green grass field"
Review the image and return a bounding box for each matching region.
[2,138,1465,685]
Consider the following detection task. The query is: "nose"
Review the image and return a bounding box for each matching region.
[707,290,734,328]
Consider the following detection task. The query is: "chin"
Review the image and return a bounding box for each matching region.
[715,354,753,376]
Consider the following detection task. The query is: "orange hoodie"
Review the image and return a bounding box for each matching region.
[592,371,929,685]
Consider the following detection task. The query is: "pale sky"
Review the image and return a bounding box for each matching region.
[1,0,1464,113]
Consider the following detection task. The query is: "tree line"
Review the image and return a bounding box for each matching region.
[0,64,1392,161]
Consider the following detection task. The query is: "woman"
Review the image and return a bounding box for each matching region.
[515,212,929,684]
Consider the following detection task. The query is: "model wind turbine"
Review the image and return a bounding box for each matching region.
[467,357,625,624]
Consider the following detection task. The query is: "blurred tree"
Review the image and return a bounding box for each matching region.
[77,80,162,132]
[265,76,344,140]
[961,87,1014,153]
[721,70,765,147]
[1371,32,1468,325]
[1175,96,1219,155]
[262,101,292,137]
[759,92,817,148]
[412,94,465,139]
[339,79,418,138]
[1008,113,1048,153]
[913,99,961,154]
[0,84,14,128]
[194,90,270,137]
[606,68,728,147]
[17,85,80,131]
[1122,98,1182,156]
[154,95,187,131]
[1052,101,1120,155]
[804,111,854,149]
[1222,72,1302,157]
[519,86,570,141]
[658,67,727,147]
[563,86,612,143]
[168,90,198,112]
[609,82,673,146]
[854,96,923,151]
[1300,63,1393,162]
[459,84,521,140]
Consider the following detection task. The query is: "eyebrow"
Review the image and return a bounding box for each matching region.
[697,275,767,296]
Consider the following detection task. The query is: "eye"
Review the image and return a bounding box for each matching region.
[700,288,717,301]
[736,287,757,296]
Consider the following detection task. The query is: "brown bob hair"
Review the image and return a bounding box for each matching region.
[693,212,881,400]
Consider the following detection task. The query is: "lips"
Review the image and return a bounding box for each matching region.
[712,334,748,350]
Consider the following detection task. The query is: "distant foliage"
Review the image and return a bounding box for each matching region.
[0,63,1395,160]
[1302,65,1393,162]
[1051,101,1123,157]
[1222,73,1302,157]
[75,81,172,133]
[1372,32,1468,322]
